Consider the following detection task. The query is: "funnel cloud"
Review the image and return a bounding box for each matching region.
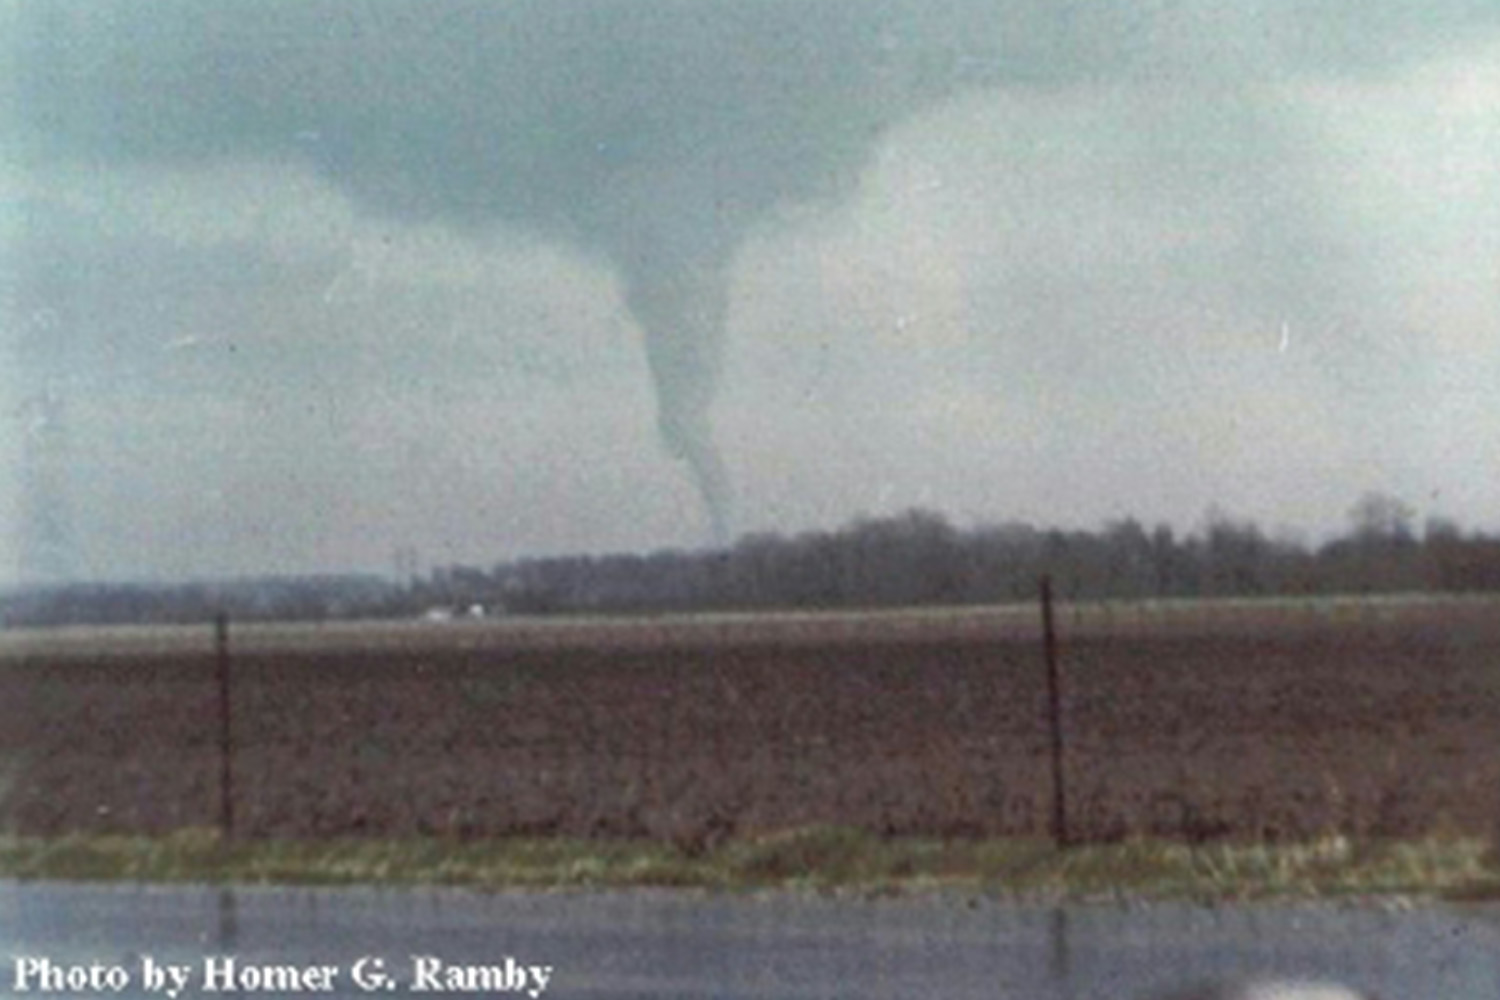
[12,0,920,544]
[621,250,734,544]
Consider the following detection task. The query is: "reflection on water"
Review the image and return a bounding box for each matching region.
[216,886,237,950]
[1051,906,1072,985]
[1145,982,1374,999]
[2,881,1495,999]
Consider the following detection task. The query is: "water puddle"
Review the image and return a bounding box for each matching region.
[3,882,1496,998]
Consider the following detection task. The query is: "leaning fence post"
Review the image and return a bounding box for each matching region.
[214,611,235,839]
[1040,575,1071,847]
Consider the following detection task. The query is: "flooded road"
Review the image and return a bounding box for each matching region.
[2,881,1497,999]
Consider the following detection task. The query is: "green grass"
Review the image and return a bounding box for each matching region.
[2,826,1497,900]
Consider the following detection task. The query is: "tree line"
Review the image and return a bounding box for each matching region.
[476,494,1499,616]
[5,493,1498,628]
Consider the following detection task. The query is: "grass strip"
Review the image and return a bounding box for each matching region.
[1,826,1497,900]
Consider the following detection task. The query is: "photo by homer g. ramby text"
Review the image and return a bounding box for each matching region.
[11,954,555,996]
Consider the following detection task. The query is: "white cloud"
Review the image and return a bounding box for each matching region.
[717,46,1500,544]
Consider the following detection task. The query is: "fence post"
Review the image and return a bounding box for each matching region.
[214,611,235,839]
[1040,575,1071,847]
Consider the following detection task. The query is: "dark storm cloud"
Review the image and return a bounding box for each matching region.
[9,0,1499,549]
[18,2,1496,203]
[15,0,924,540]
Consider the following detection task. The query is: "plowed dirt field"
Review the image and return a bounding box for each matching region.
[3,598,1496,843]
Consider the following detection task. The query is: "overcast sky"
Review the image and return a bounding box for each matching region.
[3,0,1498,584]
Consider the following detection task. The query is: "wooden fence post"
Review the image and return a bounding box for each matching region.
[214,611,235,839]
[1040,575,1071,847]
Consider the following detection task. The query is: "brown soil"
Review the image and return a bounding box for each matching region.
[2,601,1496,845]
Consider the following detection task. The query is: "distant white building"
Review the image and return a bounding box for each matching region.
[421,603,491,623]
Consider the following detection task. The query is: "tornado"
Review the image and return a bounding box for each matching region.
[620,256,734,546]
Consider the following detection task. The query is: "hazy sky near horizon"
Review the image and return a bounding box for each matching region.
[3,0,1498,583]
